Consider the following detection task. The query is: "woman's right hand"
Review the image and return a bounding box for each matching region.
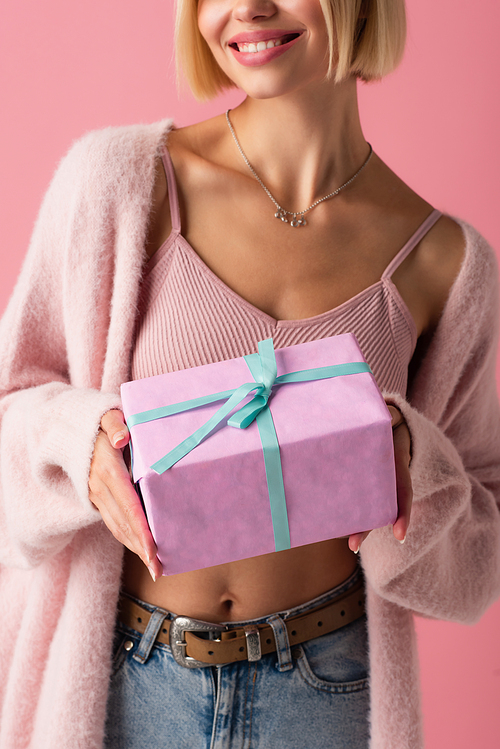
[89,409,162,581]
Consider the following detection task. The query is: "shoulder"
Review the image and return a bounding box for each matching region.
[36,120,174,253]
[412,216,498,371]
[416,215,467,328]
[65,119,173,162]
[450,218,498,281]
[409,214,498,337]
[441,217,498,321]
[408,219,499,414]
[27,121,174,267]
[141,122,222,260]
[51,120,174,196]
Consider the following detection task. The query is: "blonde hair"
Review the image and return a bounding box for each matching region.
[175,0,407,101]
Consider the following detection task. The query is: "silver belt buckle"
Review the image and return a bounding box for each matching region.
[170,615,226,668]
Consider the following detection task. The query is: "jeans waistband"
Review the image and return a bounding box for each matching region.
[118,567,365,669]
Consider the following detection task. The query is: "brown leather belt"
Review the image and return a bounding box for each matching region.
[118,577,365,668]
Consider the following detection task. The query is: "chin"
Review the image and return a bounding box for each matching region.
[243,87,292,101]
[221,63,330,103]
[228,76,313,102]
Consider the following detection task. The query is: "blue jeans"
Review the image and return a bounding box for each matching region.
[104,569,369,748]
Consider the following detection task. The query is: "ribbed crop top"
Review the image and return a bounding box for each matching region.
[131,146,442,397]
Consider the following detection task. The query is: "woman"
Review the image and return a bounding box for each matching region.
[0,0,499,747]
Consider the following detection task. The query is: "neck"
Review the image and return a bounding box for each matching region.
[227,77,368,212]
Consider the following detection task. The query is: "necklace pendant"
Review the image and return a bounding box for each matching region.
[290,214,307,228]
[227,111,373,234]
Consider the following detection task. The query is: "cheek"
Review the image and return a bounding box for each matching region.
[197,0,227,52]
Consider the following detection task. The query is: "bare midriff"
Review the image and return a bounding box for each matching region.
[122,540,357,623]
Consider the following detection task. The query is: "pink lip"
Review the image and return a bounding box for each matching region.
[228,29,302,45]
[228,32,303,68]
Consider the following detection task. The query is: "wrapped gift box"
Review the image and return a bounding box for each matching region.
[121,334,397,575]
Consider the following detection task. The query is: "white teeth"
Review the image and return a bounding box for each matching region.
[238,38,284,53]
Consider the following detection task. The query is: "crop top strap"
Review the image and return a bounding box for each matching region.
[160,145,181,234]
[382,208,442,279]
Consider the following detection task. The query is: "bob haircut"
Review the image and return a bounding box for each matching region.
[175,0,407,101]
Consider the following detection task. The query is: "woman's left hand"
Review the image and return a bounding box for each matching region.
[348,405,413,554]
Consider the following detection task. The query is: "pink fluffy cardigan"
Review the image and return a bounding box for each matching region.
[1,121,499,749]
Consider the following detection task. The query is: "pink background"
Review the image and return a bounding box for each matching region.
[1,0,499,744]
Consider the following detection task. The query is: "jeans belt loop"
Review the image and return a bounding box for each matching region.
[133,608,169,665]
[267,615,293,672]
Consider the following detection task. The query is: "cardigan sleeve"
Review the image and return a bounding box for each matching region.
[0,138,124,570]
[361,225,500,624]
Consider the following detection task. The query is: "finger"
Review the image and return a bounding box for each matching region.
[92,482,163,581]
[90,478,142,556]
[91,473,162,579]
[100,409,130,449]
[348,530,371,554]
[387,404,404,429]
[392,421,413,543]
[90,433,159,571]
[102,463,157,561]
[148,556,164,581]
[90,465,152,560]
[97,493,162,580]
[393,479,412,541]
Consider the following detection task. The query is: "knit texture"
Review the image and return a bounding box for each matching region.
[0,122,499,749]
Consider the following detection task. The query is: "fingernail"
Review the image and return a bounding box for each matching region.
[399,535,406,544]
[112,431,126,447]
[148,565,157,583]
[353,545,360,555]
[143,547,151,565]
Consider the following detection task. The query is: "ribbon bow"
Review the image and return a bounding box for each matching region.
[126,338,371,553]
[227,337,277,428]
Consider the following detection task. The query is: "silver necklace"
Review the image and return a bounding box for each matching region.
[226,109,373,228]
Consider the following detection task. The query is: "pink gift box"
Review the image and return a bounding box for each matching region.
[121,334,397,575]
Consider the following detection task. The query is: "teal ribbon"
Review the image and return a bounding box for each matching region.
[126,338,371,553]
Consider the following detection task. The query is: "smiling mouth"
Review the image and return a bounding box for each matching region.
[229,33,301,54]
